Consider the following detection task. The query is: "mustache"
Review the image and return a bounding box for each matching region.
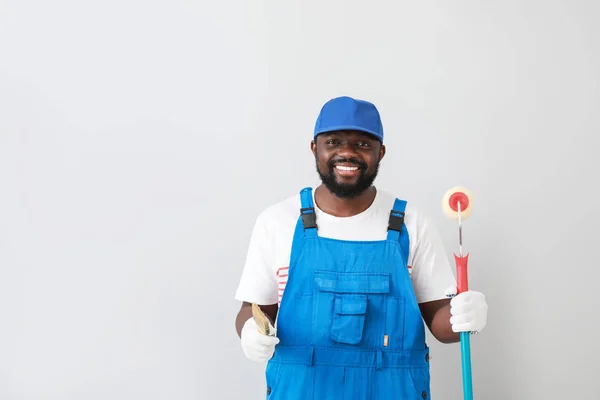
[328,157,368,170]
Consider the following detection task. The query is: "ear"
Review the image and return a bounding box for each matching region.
[311,140,316,156]
[379,143,386,160]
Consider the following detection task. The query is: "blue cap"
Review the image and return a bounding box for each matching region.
[314,96,384,142]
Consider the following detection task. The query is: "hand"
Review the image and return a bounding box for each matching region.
[446,287,488,334]
[240,317,280,363]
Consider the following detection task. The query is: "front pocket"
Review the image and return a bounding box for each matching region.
[330,294,367,345]
[293,293,313,346]
[408,367,431,399]
[373,368,430,399]
[383,296,406,350]
[312,271,389,346]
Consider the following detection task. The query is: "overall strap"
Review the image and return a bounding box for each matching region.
[288,188,317,276]
[387,198,410,262]
[299,187,317,237]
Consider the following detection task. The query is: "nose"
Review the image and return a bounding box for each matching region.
[336,142,359,159]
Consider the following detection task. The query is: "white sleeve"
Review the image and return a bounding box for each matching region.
[410,214,457,304]
[234,213,279,305]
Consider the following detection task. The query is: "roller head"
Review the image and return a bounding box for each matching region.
[442,186,473,220]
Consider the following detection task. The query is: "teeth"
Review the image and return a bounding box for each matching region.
[336,165,359,171]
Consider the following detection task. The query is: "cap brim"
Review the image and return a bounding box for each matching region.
[314,125,383,142]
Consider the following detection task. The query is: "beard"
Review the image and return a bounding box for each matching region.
[315,152,380,199]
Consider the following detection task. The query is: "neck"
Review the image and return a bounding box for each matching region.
[314,185,377,217]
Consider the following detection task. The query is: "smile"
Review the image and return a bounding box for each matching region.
[335,165,359,171]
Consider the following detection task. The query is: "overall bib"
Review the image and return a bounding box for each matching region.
[265,187,431,400]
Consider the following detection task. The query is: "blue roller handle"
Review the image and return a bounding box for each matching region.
[460,332,473,400]
[455,253,473,399]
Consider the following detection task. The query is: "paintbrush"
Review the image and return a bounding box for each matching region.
[252,303,273,336]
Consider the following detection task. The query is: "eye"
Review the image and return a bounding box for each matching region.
[357,141,371,148]
[325,139,340,145]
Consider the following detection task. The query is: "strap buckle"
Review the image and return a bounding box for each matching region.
[300,207,317,229]
[388,210,405,232]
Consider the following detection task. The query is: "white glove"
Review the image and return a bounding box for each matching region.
[240,317,280,363]
[446,287,488,333]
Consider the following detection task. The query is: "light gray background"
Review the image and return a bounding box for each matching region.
[1,1,599,399]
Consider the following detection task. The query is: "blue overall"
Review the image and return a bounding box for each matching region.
[265,187,431,400]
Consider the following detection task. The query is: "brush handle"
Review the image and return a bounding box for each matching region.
[455,254,473,400]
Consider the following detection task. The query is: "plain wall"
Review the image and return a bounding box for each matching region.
[1,0,599,399]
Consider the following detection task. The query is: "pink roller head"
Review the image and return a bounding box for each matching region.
[443,187,473,220]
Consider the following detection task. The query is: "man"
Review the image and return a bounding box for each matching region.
[234,96,488,399]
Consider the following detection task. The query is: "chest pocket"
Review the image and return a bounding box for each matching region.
[314,272,390,346]
[331,294,367,344]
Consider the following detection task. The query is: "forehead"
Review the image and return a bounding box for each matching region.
[317,130,377,141]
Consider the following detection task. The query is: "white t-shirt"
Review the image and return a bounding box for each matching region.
[234,187,457,306]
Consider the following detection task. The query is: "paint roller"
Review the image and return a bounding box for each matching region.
[442,186,475,400]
